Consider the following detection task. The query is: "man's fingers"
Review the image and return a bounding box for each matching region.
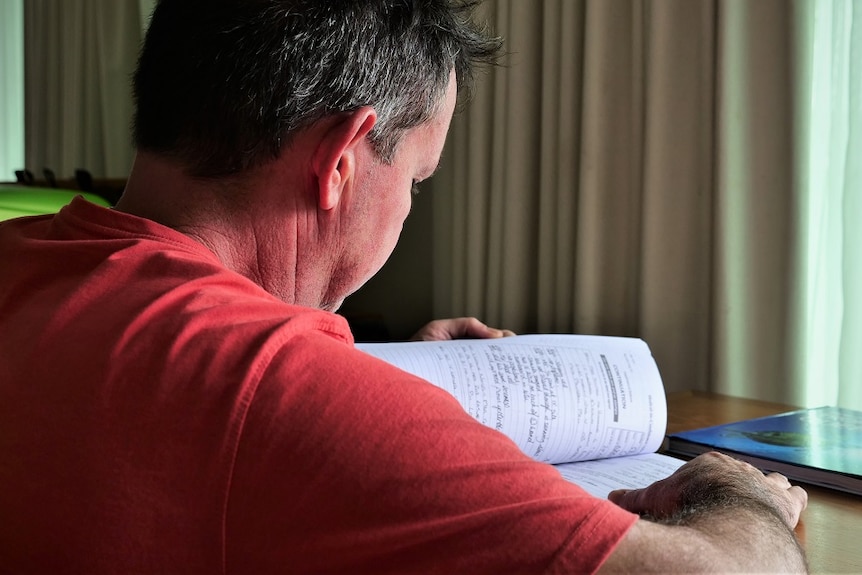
[764,472,791,488]
[410,317,516,341]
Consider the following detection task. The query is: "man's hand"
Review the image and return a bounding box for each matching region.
[609,451,808,528]
[409,317,516,341]
[598,452,809,573]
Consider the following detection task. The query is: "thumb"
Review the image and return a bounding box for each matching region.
[607,487,657,515]
[608,489,633,507]
[607,488,633,504]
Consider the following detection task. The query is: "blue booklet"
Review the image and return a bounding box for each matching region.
[666,406,862,495]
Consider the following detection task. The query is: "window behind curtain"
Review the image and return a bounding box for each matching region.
[798,0,862,409]
[0,0,24,182]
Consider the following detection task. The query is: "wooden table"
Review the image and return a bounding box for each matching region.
[665,391,862,573]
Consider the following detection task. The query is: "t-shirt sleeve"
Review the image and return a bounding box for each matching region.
[224,331,637,574]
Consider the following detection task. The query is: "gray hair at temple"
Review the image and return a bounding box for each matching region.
[132,0,502,178]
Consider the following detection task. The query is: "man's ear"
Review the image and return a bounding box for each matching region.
[312,107,377,211]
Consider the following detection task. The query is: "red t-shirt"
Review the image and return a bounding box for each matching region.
[0,197,637,573]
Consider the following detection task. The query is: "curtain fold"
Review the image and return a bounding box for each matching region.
[712,1,800,403]
[24,0,142,178]
[535,0,583,335]
[573,1,645,337]
[638,1,716,396]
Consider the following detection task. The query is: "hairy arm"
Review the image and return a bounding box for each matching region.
[598,452,808,573]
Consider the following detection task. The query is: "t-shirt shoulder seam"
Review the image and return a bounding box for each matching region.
[217,315,350,573]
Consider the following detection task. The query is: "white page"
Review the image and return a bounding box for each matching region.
[555,452,685,499]
[357,334,667,464]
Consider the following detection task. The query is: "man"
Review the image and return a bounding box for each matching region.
[0,0,807,572]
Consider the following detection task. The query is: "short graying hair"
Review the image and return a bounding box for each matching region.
[133,0,501,178]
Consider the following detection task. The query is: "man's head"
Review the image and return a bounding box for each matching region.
[124,0,501,311]
[132,0,501,178]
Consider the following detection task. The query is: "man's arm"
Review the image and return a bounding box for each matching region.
[598,452,808,573]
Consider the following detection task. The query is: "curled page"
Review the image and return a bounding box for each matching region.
[357,334,667,465]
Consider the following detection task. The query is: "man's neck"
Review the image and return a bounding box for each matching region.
[116,152,318,306]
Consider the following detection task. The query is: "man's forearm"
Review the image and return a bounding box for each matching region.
[599,505,807,573]
[602,453,809,573]
[672,498,808,573]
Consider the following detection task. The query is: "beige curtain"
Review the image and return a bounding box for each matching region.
[431,0,803,402]
[713,2,802,404]
[24,0,143,179]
